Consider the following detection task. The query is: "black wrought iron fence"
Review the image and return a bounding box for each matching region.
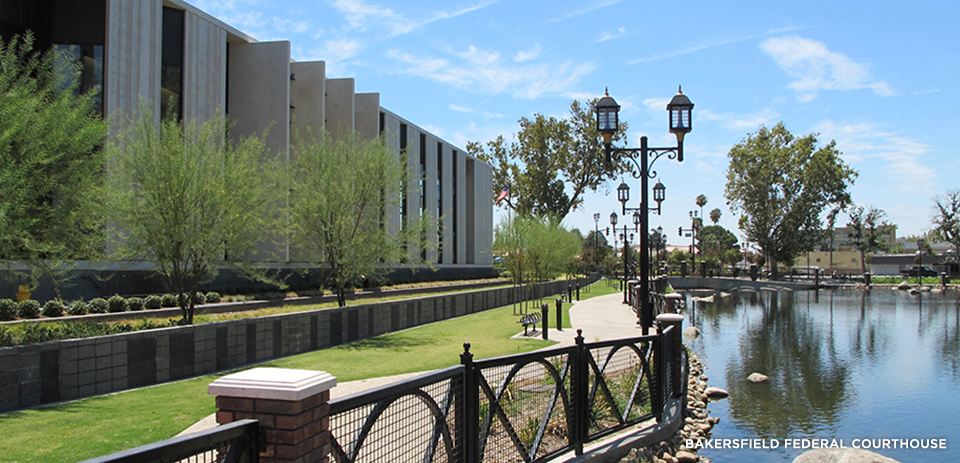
[327,329,685,463]
[328,366,463,463]
[78,419,259,463]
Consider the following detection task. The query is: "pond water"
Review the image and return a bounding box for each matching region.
[682,288,960,463]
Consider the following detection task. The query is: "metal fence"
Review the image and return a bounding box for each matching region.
[328,329,686,463]
[79,419,260,463]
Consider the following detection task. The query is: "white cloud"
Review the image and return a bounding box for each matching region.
[597,27,626,43]
[815,120,933,192]
[330,0,495,36]
[761,36,895,101]
[449,104,474,113]
[550,0,624,22]
[386,46,596,99]
[514,44,542,62]
[698,108,779,131]
[629,26,803,64]
[316,39,365,63]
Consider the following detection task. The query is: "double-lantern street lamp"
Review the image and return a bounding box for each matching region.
[607,211,639,303]
[596,87,693,334]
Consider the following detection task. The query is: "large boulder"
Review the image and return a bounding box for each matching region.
[704,386,728,399]
[683,326,700,340]
[747,372,769,383]
[792,448,900,463]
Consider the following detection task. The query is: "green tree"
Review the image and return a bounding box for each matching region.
[0,33,108,288]
[932,190,960,256]
[847,205,889,275]
[288,129,431,307]
[467,98,628,221]
[696,194,708,221]
[709,208,722,225]
[493,213,580,285]
[105,104,282,324]
[725,122,857,279]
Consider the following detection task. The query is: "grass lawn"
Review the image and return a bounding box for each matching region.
[0,280,609,463]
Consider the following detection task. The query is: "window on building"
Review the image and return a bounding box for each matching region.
[437,142,443,263]
[452,151,458,264]
[161,7,184,120]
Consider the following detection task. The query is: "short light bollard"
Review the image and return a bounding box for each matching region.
[208,367,337,463]
[556,298,563,331]
[541,303,549,340]
[941,272,949,288]
[655,313,684,399]
[864,272,871,287]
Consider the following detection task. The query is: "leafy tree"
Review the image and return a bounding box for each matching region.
[580,229,611,271]
[467,98,628,221]
[0,33,107,289]
[725,122,857,279]
[709,208,722,225]
[288,129,432,307]
[105,104,283,324]
[932,190,960,256]
[494,213,580,285]
[847,205,889,275]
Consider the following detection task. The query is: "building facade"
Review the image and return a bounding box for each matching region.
[2,0,494,282]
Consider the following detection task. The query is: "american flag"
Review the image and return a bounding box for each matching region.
[495,186,509,204]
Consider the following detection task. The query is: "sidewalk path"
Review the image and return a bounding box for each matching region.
[179,291,643,436]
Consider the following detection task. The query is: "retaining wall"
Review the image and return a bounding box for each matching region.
[0,277,596,414]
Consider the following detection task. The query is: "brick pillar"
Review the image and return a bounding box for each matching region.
[208,367,337,463]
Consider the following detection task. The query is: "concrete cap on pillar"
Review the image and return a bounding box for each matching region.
[656,313,684,323]
[665,293,682,301]
[208,367,337,401]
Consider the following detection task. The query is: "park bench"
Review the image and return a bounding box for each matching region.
[518,313,542,336]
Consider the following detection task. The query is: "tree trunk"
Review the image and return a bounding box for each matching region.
[769,255,779,280]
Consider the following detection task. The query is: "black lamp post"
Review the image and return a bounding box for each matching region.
[593,212,601,269]
[596,87,693,334]
[608,212,618,287]
[650,226,664,275]
[916,238,925,286]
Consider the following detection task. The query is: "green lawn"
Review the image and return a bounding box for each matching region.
[0,280,608,463]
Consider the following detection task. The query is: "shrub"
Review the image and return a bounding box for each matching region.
[0,326,14,347]
[205,291,222,303]
[192,292,205,305]
[108,295,128,313]
[161,294,177,307]
[145,295,163,310]
[67,300,87,316]
[88,297,108,314]
[127,297,144,311]
[42,299,65,317]
[0,299,17,321]
[17,299,41,319]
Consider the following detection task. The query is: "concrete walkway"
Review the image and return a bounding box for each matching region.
[179,291,642,437]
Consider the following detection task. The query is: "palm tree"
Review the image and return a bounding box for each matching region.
[710,208,722,225]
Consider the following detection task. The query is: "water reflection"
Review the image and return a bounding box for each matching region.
[723,291,851,437]
[686,287,960,462]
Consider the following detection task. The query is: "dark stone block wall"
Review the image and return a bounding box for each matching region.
[0,276,597,413]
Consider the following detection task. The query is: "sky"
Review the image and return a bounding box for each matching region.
[192,0,959,247]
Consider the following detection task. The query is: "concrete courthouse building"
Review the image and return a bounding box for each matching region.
[2,0,494,296]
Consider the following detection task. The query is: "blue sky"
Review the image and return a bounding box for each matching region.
[194,0,958,245]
